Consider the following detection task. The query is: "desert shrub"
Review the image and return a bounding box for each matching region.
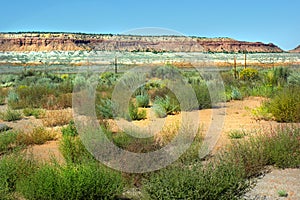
[7,90,20,109]
[128,102,147,121]
[0,154,36,199]
[96,99,116,119]
[225,126,300,177]
[42,109,72,127]
[239,68,259,81]
[249,84,276,97]
[150,65,181,80]
[0,109,22,121]
[108,130,157,153]
[99,72,118,86]
[0,74,18,87]
[192,83,212,109]
[143,162,248,200]
[273,67,290,83]
[17,162,124,200]
[230,86,243,100]
[153,96,179,118]
[287,70,300,86]
[0,87,6,105]
[0,96,5,105]
[0,131,20,154]
[23,108,45,118]
[135,93,150,108]
[16,127,57,146]
[61,120,78,136]
[267,86,300,122]
[225,136,269,178]
[251,103,273,121]
[263,126,300,168]
[59,135,94,164]
[55,93,73,109]
[8,81,72,110]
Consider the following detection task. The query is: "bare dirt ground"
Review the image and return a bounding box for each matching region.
[1,97,299,199]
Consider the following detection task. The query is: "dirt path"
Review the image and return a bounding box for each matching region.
[244,168,300,200]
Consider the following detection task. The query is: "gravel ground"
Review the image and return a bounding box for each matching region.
[244,168,300,200]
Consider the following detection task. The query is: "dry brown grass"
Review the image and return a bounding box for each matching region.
[41,109,73,127]
[16,127,58,146]
[154,121,180,146]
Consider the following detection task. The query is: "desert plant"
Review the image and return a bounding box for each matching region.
[0,88,5,105]
[96,99,117,119]
[42,109,72,127]
[16,127,57,146]
[263,126,300,168]
[0,131,20,154]
[59,135,94,164]
[251,103,273,121]
[61,120,78,136]
[17,162,124,200]
[278,190,288,197]
[192,83,212,109]
[267,86,300,122]
[135,93,150,108]
[23,108,45,118]
[239,68,259,81]
[0,109,22,122]
[287,71,300,86]
[128,102,147,121]
[228,130,247,139]
[152,96,179,118]
[143,162,248,200]
[224,126,300,177]
[0,154,36,199]
[230,86,243,100]
[7,90,19,109]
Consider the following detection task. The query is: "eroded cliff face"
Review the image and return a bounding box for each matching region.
[290,45,300,53]
[0,33,283,53]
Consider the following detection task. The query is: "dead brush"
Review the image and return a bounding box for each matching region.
[42,109,73,127]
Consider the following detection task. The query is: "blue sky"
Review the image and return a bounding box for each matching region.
[1,0,299,50]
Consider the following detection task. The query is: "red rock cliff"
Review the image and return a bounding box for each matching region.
[0,33,284,53]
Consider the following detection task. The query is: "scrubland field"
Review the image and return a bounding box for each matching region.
[0,64,299,199]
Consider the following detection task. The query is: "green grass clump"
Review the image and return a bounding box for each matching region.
[96,99,116,119]
[17,162,124,200]
[128,102,147,121]
[228,130,247,139]
[0,86,8,97]
[251,103,273,121]
[23,108,45,118]
[61,120,78,136]
[135,93,150,108]
[239,68,259,81]
[278,190,288,197]
[0,109,22,121]
[59,135,94,164]
[0,131,20,155]
[0,154,36,199]
[153,96,179,118]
